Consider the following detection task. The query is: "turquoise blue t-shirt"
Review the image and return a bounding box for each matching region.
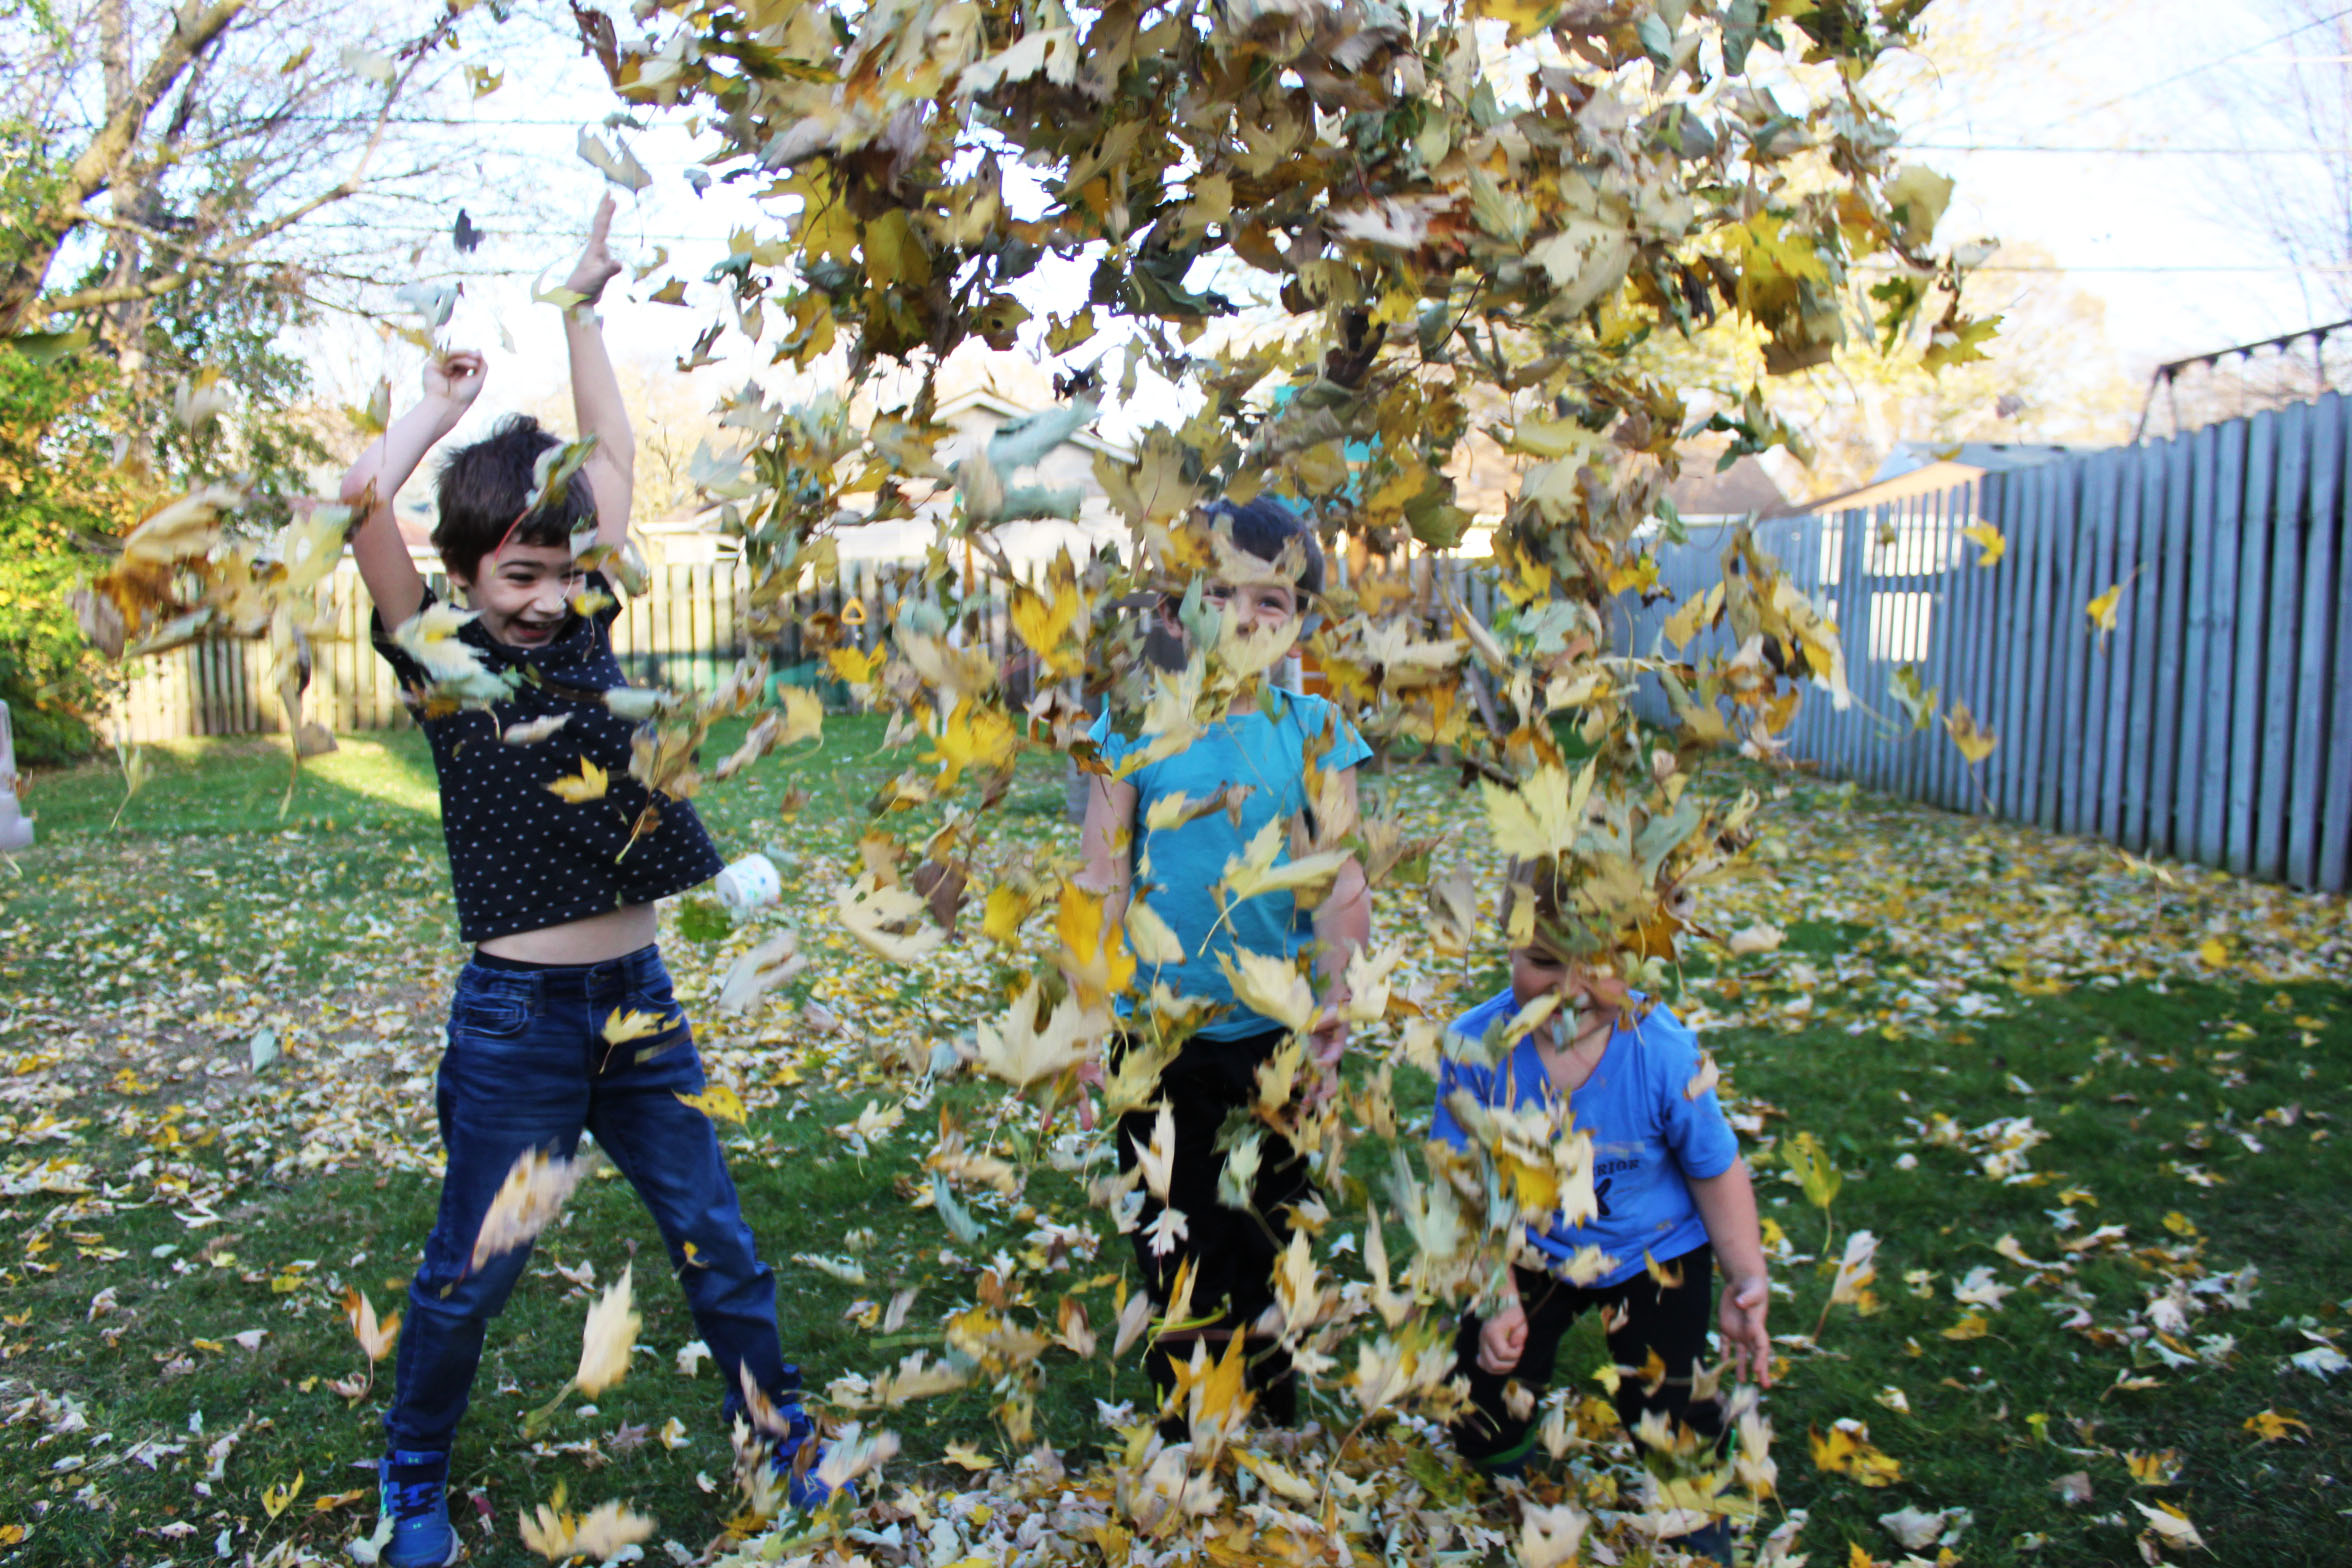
[1430,988,1738,1288]
[1091,688,1373,1040]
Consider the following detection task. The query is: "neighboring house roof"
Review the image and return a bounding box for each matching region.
[1805,442,2089,514]
[1665,454,1795,520]
[932,388,1136,462]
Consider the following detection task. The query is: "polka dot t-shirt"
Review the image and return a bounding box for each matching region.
[370,573,726,944]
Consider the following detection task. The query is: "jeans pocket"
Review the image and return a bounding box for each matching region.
[450,973,535,1039]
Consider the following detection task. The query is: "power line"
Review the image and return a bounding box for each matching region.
[1911,142,2352,156]
[2038,2,2352,130]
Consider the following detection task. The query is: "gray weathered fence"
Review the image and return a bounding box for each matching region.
[1627,395,2352,893]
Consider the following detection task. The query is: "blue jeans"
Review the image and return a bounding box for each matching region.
[384,945,793,1454]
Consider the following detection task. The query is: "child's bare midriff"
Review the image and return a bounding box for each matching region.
[477,901,657,964]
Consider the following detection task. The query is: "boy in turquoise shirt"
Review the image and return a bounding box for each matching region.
[1079,496,1372,1429]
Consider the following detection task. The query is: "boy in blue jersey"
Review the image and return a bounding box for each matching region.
[1078,496,1372,1428]
[1433,863,1768,1554]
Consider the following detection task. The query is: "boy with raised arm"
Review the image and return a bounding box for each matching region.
[343,198,835,1568]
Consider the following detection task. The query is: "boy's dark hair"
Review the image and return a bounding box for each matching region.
[432,415,597,583]
[1503,856,1597,962]
[1202,495,1324,597]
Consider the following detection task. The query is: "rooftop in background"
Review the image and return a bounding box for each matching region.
[1666,454,1798,521]
[1804,441,2092,514]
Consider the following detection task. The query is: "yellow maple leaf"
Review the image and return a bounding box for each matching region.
[1809,1421,1902,1486]
[260,1471,304,1520]
[928,697,1019,791]
[980,882,1040,946]
[2244,1408,2311,1442]
[2196,937,2229,969]
[942,1440,997,1472]
[828,645,881,686]
[2085,582,2125,646]
[517,1488,655,1563]
[973,978,1102,1088]
[1214,947,1317,1035]
[1479,761,1595,863]
[1961,522,2006,567]
[1941,1310,1990,1340]
[1123,899,1188,966]
[776,685,825,748]
[1056,883,1134,1009]
[344,1288,400,1363]
[1217,816,1353,905]
[574,1264,639,1398]
[1009,570,1086,678]
[674,1084,747,1125]
[601,1007,668,1045]
[1943,700,1998,764]
[545,757,608,804]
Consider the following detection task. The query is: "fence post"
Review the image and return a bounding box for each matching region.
[2256,403,2308,883]
[2227,408,2278,875]
[2293,395,2345,890]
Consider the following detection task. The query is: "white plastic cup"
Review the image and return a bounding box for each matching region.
[712,852,780,916]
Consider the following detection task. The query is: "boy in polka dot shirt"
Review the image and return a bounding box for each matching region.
[341,198,837,1567]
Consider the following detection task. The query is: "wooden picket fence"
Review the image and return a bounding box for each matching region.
[108,544,1518,746]
[1626,394,2352,893]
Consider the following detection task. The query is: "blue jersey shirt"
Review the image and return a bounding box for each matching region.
[1431,987,1739,1288]
[1091,688,1372,1041]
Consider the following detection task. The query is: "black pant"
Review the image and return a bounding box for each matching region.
[1114,1028,1313,1423]
[1451,1244,1724,1468]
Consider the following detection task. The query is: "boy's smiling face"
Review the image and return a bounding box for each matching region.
[455,542,584,649]
[1204,576,1298,635]
[1509,944,1628,1025]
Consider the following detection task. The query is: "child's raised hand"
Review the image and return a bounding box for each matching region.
[1476,1298,1529,1375]
[1719,1274,1772,1388]
[561,194,624,305]
[423,350,487,412]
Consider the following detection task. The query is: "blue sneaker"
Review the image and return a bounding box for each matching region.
[766,1392,853,1512]
[374,1449,459,1567]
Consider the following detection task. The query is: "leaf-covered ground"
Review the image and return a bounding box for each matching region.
[3,722,2348,1566]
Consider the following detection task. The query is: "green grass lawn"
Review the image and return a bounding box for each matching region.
[2,719,2347,1566]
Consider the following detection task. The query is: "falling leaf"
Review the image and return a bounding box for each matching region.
[576,128,652,192]
[545,758,608,804]
[471,1149,596,1270]
[1944,700,1998,765]
[504,715,572,745]
[674,1084,747,1125]
[517,1487,656,1562]
[602,1007,669,1045]
[942,1440,997,1472]
[715,930,806,1014]
[973,978,1102,1088]
[339,45,395,85]
[574,1265,639,1398]
[344,1289,400,1363]
[1961,522,2006,567]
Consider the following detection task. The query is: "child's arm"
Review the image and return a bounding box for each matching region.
[1077,774,1138,923]
[1688,1160,1772,1387]
[341,350,486,628]
[560,195,633,550]
[1309,768,1370,1063]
